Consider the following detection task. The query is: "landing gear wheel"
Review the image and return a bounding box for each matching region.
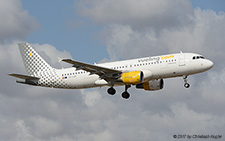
[183,76,190,88]
[122,91,130,99]
[107,87,116,95]
[184,83,190,88]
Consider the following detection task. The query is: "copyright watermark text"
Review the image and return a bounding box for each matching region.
[173,134,222,139]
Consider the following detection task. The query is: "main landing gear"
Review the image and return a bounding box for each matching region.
[107,87,116,95]
[183,75,190,88]
[122,85,131,99]
[107,85,131,99]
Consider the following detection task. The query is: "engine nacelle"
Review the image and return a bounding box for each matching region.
[142,70,153,81]
[136,79,164,91]
[122,71,143,84]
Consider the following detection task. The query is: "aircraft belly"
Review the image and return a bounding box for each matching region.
[151,64,183,79]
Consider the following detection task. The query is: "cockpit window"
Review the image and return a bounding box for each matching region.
[193,56,205,60]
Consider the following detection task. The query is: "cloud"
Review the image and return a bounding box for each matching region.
[78,0,194,31]
[100,24,168,60]
[32,43,73,69]
[81,89,102,107]
[99,8,225,62]
[0,0,38,43]
[30,116,62,138]
[15,120,38,141]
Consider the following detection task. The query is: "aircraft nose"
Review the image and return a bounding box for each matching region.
[206,60,214,70]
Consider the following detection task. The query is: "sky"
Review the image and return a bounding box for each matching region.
[0,0,225,140]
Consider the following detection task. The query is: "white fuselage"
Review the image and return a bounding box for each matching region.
[43,53,213,89]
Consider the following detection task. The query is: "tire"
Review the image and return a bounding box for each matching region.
[122,91,130,99]
[184,83,190,88]
[107,87,116,95]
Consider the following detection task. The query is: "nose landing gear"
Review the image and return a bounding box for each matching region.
[183,76,190,88]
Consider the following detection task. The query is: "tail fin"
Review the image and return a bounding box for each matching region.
[18,43,53,76]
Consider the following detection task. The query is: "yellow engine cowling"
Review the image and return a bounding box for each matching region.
[122,71,143,84]
[136,79,164,91]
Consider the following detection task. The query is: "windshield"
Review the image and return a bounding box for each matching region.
[192,56,205,60]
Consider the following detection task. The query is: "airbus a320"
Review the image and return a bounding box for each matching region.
[9,43,214,99]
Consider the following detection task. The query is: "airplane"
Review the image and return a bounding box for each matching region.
[9,43,214,99]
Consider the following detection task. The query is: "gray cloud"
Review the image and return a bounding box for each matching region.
[0,0,38,43]
[32,43,73,69]
[99,8,225,62]
[78,0,194,32]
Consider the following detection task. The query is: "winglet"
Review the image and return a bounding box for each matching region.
[57,57,63,63]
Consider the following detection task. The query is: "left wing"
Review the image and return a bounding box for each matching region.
[62,59,122,80]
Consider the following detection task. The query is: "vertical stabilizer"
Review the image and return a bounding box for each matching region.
[18,43,53,76]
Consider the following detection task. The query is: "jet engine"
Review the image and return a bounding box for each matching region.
[136,79,164,91]
[121,71,143,84]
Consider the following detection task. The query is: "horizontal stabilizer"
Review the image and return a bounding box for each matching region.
[8,74,39,80]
